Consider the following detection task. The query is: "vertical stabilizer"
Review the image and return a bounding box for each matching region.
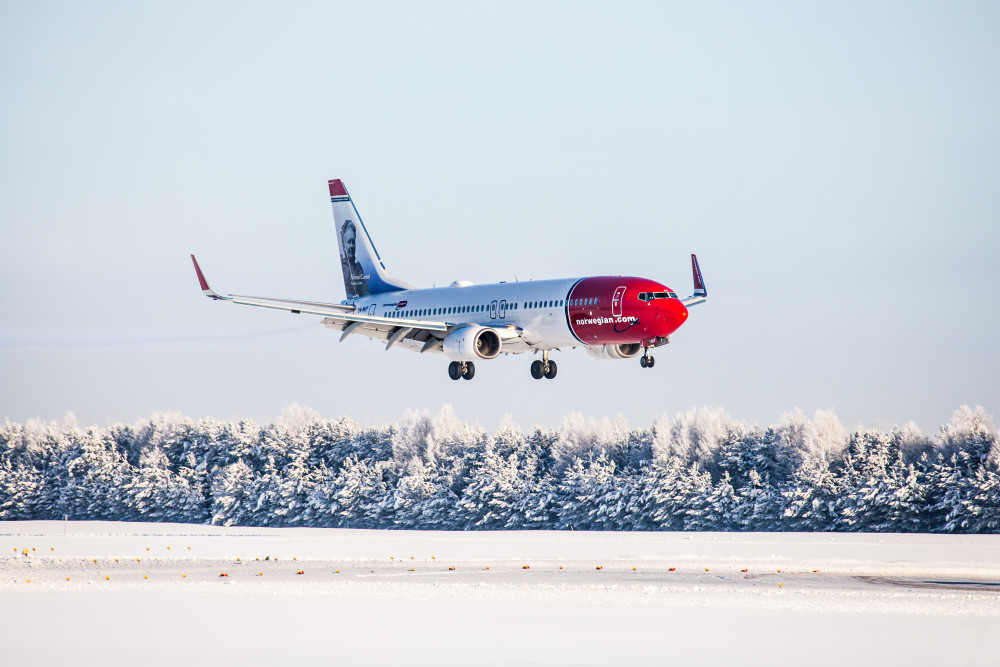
[329,179,415,299]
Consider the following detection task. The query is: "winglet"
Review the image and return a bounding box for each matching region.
[691,254,706,297]
[190,254,226,300]
[682,254,708,307]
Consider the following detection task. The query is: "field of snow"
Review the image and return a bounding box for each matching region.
[2,522,998,666]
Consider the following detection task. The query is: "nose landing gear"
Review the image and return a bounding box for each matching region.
[448,360,476,380]
[530,350,558,379]
[639,348,655,368]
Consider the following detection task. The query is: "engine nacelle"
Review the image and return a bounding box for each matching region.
[443,326,502,361]
[586,343,642,361]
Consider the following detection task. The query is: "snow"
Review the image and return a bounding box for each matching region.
[2,522,998,666]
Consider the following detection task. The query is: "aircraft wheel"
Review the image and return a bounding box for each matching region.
[639,356,647,368]
[462,361,476,380]
[530,360,544,379]
[544,360,558,379]
[448,361,462,380]
[647,356,655,368]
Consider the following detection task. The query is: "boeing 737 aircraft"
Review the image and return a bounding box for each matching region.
[191,179,707,381]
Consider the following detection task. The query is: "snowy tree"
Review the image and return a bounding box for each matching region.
[0,406,994,533]
[719,424,785,487]
[390,456,456,528]
[329,456,394,528]
[651,407,733,478]
[210,460,257,526]
[960,465,1000,533]
[554,453,622,530]
[550,412,630,473]
[837,430,926,532]
[735,469,781,530]
[781,457,842,531]
[0,458,42,519]
[126,447,207,523]
[453,443,526,529]
[685,471,740,531]
[935,406,998,469]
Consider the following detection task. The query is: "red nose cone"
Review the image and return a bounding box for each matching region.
[661,299,688,336]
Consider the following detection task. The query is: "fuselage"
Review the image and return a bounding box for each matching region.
[347,275,689,353]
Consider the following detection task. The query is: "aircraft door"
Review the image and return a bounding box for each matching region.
[490,300,498,319]
[612,286,626,318]
[499,299,507,319]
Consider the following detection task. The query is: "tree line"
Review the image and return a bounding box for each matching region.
[1,405,997,532]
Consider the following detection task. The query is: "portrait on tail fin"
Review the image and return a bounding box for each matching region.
[339,219,371,298]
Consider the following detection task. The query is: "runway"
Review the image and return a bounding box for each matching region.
[2,522,998,666]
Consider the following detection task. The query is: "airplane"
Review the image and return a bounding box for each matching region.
[190,179,707,381]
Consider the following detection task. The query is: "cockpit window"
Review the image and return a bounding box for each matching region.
[639,291,678,301]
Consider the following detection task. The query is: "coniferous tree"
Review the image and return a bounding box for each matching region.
[781,456,842,531]
[685,471,739,531]
[961,465,1000,533]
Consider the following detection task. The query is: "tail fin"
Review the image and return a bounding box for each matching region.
[329,179,415,299]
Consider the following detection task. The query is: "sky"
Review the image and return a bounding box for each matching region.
[1,1,998,435]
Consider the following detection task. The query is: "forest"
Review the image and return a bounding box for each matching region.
[1,405,997,533]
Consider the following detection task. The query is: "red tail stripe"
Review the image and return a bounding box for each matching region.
[328,179,347,197]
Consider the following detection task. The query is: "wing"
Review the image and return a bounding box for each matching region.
[191,254,450,351]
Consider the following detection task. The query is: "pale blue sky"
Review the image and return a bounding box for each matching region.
[2,1,998,433]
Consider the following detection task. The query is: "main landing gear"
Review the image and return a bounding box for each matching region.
[448,361,476,381]
[639,348,655,369]
[530,350,557,380]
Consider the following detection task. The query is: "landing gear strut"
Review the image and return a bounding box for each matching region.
[448,360,476,380]
[530,351,558,380]
[639,348,655,369]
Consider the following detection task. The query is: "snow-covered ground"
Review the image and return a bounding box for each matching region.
[2,522,998,666]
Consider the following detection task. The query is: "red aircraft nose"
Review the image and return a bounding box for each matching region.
[659,298,688,336]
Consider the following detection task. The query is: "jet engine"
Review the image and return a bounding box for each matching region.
[585,343,642,361]
[443,326,502,361]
